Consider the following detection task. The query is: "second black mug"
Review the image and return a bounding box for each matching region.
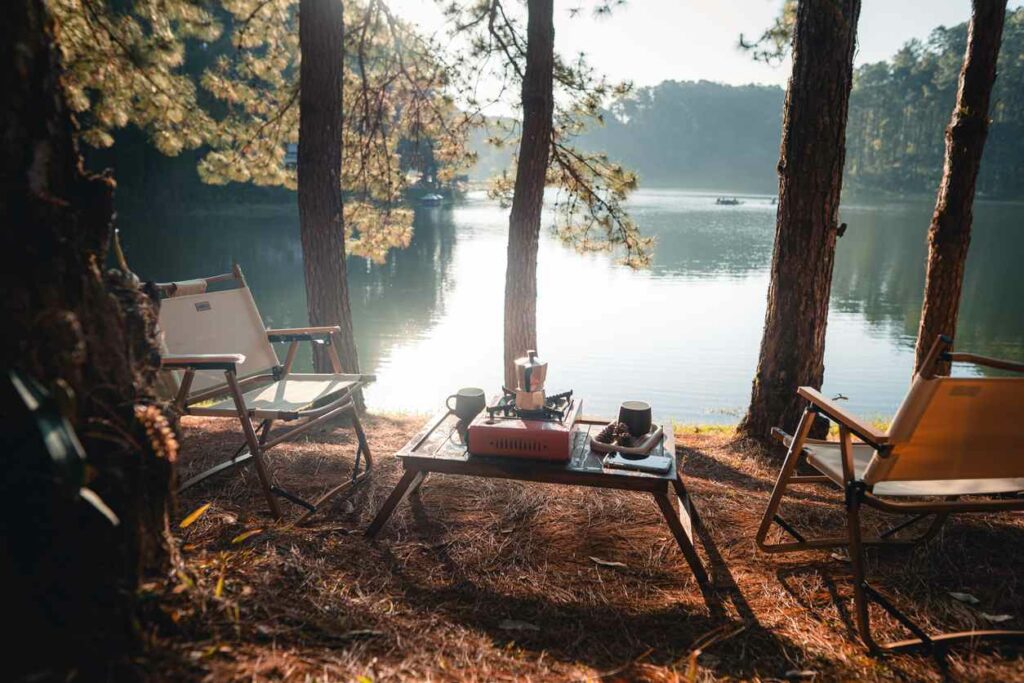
[618,400,653,437]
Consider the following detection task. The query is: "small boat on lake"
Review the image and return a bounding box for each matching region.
[419,193,445,207]
[715,197,743,206]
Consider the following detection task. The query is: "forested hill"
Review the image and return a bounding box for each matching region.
[845,8,1023,197]
[553,9,1024,197]
[576,81,784,192]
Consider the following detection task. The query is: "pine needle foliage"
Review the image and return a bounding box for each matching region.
[738,0,797,65]
[52,0,650,264]
[53,0,219,153]
[51,0,476,262]
[440,0,652,267]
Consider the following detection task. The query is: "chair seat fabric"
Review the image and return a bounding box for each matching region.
[202,374,356,418]
[805,442,1024,497]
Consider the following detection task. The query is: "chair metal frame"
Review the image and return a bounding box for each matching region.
[158,265,374,524]
[756,335,1024,653]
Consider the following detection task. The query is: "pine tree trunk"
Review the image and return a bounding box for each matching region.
[737,0,861,444]
[1,0,171,676]
[298,0,360,377]
[503,0,555,388]
[914,0,1006,375]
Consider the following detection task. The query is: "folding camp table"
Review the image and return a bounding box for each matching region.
[366,408,710,586]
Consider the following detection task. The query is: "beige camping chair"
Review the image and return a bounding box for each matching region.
[756,335,1024,653]
[157,264,374,523]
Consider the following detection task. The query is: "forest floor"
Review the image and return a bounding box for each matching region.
[143,413,1024,682]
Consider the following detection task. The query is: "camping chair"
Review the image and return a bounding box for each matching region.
[756,335,1024,653]
[157,264,374,523]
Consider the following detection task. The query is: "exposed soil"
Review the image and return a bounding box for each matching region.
[142,415,1024,681]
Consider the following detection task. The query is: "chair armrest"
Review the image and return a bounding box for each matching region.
[947,352,1024,375]
[266,326,341,343]
[797,387,888,447]
[161,354,246,371]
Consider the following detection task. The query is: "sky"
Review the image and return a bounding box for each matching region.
[389,0,1024,92]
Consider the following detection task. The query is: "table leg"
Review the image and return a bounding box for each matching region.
[654,490,709,588]
[365,469,426,538]
[671,477,701,538]
[408,472,429,497]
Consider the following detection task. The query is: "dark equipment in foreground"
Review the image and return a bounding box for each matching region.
[2,370,119,525]
[1,370,124,677]
[757,335,1024,652]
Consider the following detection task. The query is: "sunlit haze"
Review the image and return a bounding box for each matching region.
[390,0,1024,93]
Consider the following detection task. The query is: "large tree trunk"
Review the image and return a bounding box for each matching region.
[1,0,171,677]
[503,0,555,388]
[298,0,360,377]
[737,0,861,443]
[914,0,1006,375]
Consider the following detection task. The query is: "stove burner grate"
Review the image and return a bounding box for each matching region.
[486,389,574,423]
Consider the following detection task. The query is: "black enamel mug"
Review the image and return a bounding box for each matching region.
[618,400,653,437]
[447,387,486,423]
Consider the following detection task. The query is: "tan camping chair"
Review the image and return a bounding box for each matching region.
[157,264,374,523]
[756,335,1024,653]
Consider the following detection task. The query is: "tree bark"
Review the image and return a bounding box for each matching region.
[503,0,555,388]
[298,0,360,378]
[1,0,171,676]
[737,0,861,444]
[914,0,1006,375]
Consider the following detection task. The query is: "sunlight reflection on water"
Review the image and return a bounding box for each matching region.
[124,189,1024,424]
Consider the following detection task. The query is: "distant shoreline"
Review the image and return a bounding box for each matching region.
[114,185,1024,216]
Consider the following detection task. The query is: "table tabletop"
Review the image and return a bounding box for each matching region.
[396,407,678,491]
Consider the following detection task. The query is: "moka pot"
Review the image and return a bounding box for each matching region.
[513,350,547,411]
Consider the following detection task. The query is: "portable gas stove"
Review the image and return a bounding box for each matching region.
[467,388,582,461]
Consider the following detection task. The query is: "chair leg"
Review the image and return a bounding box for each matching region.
[879,510,950,544]
[259,419,274,446]
[843,487,1024,653]
[755,407,815,552]
[225,371,282,520]
[917,512,949,543]
[845,484,965,653]
[351,407,373,475]
[912,497,959,545]
[290,409,375,526]
[875,496,957,549]
[846,482,881,651]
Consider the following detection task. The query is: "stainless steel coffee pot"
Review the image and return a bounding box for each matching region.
[513,350,547,410]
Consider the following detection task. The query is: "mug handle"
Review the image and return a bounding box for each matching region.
[446,394,458,414]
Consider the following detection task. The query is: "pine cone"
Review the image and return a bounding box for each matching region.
[596,422,618,444]
[612,422,632,445]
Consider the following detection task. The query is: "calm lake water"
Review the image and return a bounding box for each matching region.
[123,189,1024,424]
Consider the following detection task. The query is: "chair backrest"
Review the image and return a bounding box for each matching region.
[157,269,279,393]
[863,374,1024,484]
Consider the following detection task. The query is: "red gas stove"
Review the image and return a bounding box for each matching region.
[466,389,582,461]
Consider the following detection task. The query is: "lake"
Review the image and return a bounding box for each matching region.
[122,189,1024,425]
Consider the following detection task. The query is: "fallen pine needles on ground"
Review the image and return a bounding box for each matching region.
[138,414,1024,681]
